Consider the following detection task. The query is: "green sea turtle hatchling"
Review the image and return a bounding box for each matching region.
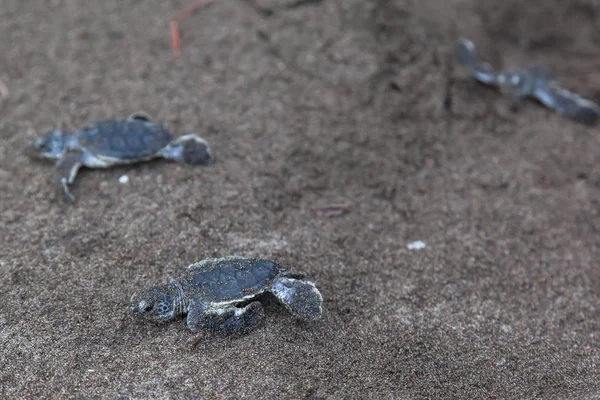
[457,38,600,125]
[130,257,323,336]
[30,113,212,200]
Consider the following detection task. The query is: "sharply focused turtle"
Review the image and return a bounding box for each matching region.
[29,113,212,200]
[130,256,323,336]
[456,39,600,125]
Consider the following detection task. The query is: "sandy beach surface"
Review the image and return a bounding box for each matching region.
[1,0,599,398]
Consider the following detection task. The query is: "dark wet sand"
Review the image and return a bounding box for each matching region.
[1,0,600,398]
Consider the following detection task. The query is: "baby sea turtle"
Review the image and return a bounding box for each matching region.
[130,256,323,336]
[29,113,212,200]
[456,39,600,125]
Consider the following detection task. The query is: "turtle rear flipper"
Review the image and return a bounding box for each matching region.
[127,111,153,122]
[280,269,306,280]
[534,82,600,125]
[270,277,323,321]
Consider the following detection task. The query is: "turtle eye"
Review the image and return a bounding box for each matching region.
[34,138,49,152]
[139,300,154,313]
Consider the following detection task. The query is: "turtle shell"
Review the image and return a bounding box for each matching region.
[181,258,286,303]
[75,119,173,161]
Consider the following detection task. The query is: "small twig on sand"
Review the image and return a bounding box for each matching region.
[188,332,206,348]
[171,0,215,57]
[287,0,323,9]
[314,202,352,218]
[0,80,9,100]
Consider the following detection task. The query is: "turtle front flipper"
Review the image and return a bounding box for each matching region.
[55,152,85,201]
[456,39,498,86]
[533,81,600,125]
[270,277,323,321]
[159,134,212,165]
[186,301,265,336]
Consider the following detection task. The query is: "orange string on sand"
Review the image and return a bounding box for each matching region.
[171,21,182,57]
[170,0,215,57]
[0,80,8,99]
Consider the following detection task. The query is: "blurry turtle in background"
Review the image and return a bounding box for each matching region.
[30,113,212,200]
[456,38,600,125]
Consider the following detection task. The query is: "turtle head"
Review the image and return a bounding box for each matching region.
[31,130,68,159]
[161,134,212,165]
[496,72,529,97]
[496,67,550,98]
[130,285,176,323]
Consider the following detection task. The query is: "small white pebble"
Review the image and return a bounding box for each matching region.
[407,240,426,250]
[118,175,129,184]
[87,369,95,373]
